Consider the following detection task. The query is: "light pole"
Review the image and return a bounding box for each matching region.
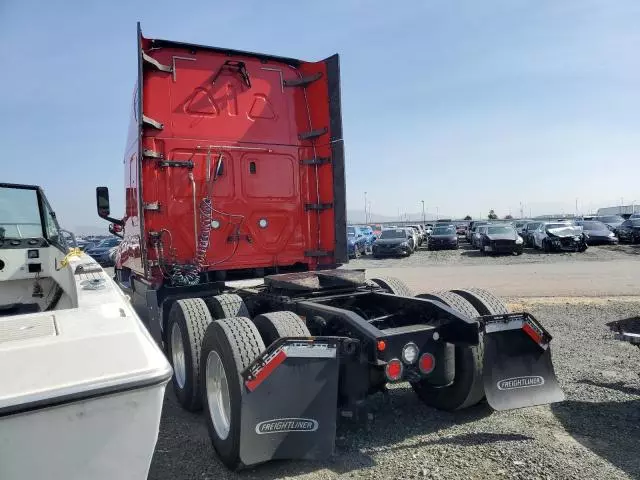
[364,192,368,224]
[421,200,425,225]
[436,206,439,220]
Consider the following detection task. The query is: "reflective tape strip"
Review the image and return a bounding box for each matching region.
[284,343,337,358]
[484,318,524,333]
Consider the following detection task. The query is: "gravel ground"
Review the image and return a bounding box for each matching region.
[148,300,640,480]
[347,242,639,269]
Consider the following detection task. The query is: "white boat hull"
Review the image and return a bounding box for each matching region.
[0,383,167,480]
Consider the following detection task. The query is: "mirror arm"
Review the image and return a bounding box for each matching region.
[108,223,124,238]
[99,214,124,226]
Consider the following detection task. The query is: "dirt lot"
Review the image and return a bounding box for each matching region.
[349,242,640,269]
[148,300,640,480]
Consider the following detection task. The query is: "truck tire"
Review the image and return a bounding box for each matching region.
[200,317,265,470]
[415,290,479,319]
[205,294,249,319]
[450,288,509,315]
[410,291,485,411]
[167,298,213,412]
[369,276,414,297]
[252,311,311,347]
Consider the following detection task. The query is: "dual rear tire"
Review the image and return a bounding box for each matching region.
[166,281,509,465]
[201,311,310,469]
[167,295,310,469]
[370,276,510,411]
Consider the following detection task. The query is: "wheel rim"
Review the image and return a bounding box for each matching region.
[171,323,186,389]
[206,350,231,440]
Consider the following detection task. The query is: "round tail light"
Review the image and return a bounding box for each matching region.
[385,359,403,381]
[401,342,419,364]
[419,353,435,374]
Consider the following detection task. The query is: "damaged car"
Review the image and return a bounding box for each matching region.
[521,221,542,247]
[615,219,640,244]
[478,224,524,255]
[532,222,588,253]
[576,220,618,245]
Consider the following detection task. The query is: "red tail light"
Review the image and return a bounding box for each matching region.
[522,320,546,347]
[418,353,435,374]
[385,359,403,381]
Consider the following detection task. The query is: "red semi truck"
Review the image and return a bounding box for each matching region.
[97,24,563,470]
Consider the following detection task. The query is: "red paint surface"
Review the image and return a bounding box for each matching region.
[121,32,341,281]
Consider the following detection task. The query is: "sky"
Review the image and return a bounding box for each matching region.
[1,0,639,229]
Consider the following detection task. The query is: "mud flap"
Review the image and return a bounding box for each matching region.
[239,338,342,466]
[607,317,640,347]
[482,313,564,411]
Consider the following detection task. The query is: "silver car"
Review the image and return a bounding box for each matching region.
[408,225,426,244]
[532,222,586,252]
[404,227,419,251]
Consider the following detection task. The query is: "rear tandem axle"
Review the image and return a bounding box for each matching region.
[129,269,564,470]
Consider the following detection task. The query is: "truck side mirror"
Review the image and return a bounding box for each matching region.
[96,187,111,218]
[96,186,124,226]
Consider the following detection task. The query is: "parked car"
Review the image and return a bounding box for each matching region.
[471,224,490,247]
[478,225,523,255]
[455,223,469,236]
[615,219,640,244]
[427,225,458,250]
[593,215,625,231]
[85,237,122,265]
[347,226,367,258]
[77,240,98,251]
[629,213,640,220]
[512,220,532,236]
[356,225,377,251]
[466,221,488,243]
[521,221,542,247]
[372,228,413,257]
[368,224,383,236]
[404,227,419,251]
[408,225,426,245]
[575,221,618,245]
[532,222,587,252]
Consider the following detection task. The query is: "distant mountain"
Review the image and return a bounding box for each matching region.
[347,210,441,224]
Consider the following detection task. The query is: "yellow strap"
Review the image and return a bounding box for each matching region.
[59,248,83,269]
